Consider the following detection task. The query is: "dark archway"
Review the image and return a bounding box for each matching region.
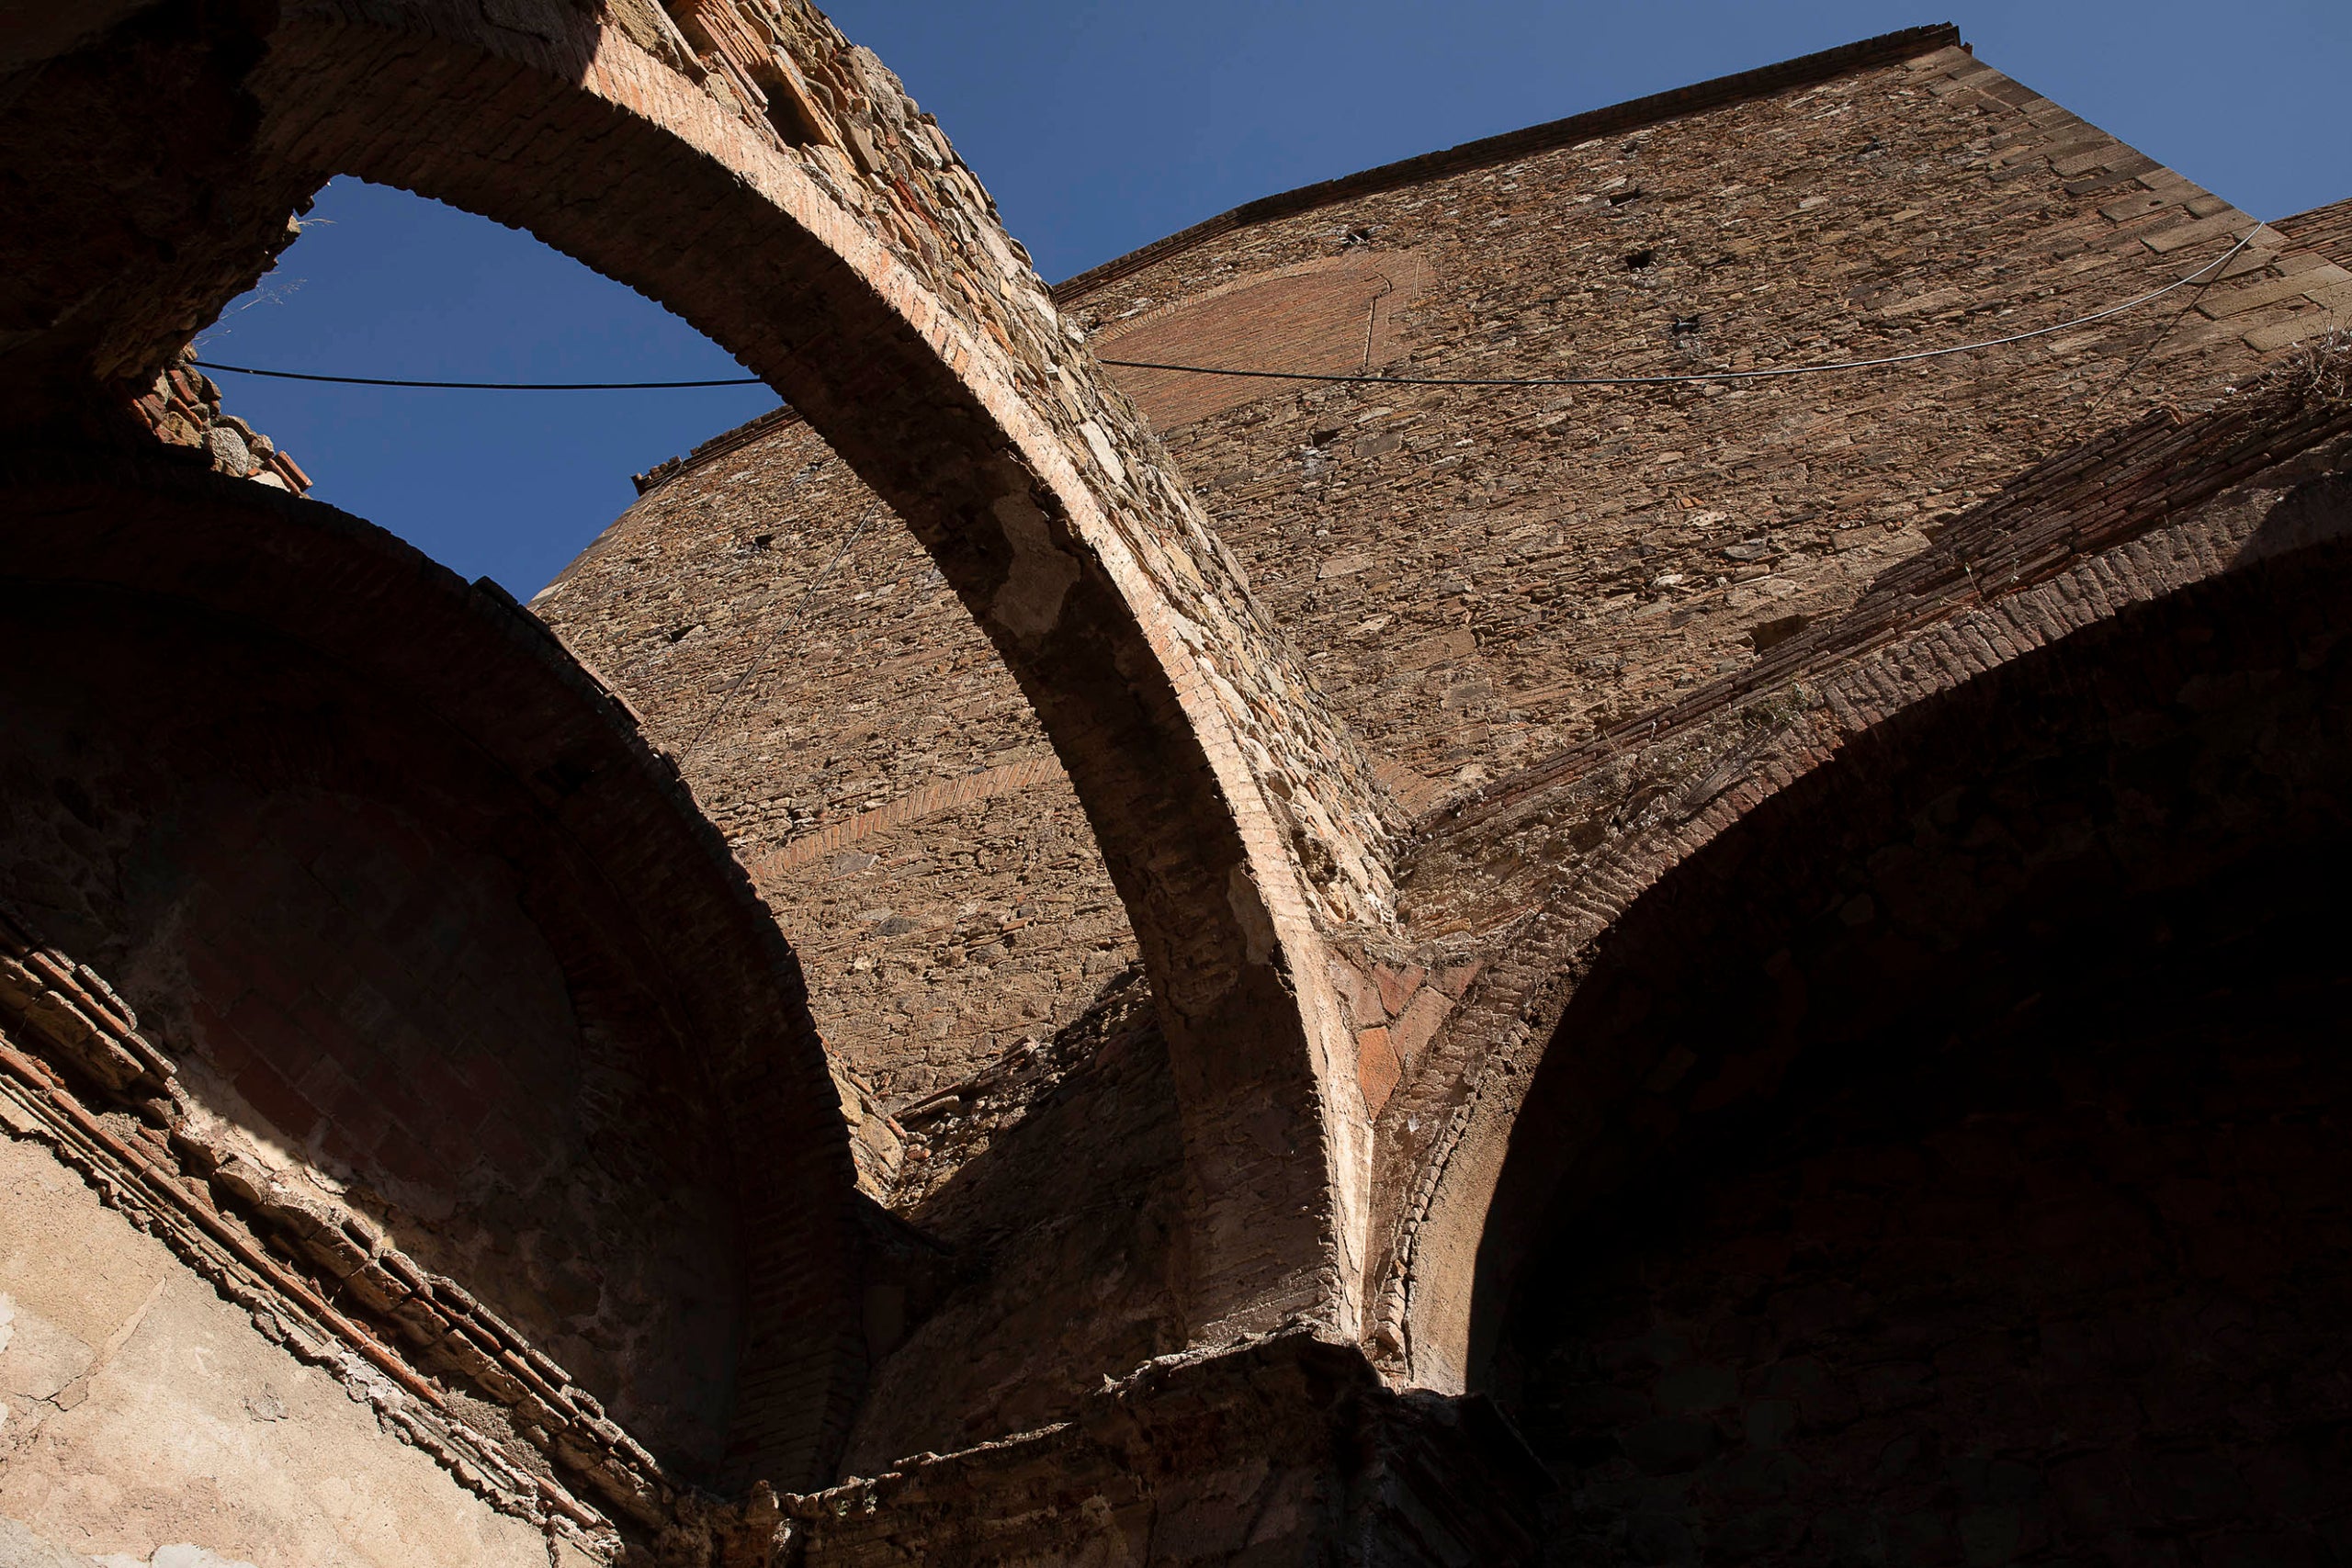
[0,452,860,1494]
[1473,533,2352,1557]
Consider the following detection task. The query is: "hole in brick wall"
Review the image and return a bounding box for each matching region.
[1623,250,1657,271]
[655,1,824,150]
[1670,315,1702,336]
[751,63,831,149]
[1607,186,1644,206]
[1747,613,1809,653]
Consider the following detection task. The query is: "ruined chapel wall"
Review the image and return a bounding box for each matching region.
[1057,39,2320,807]
[540,32,2332,1112]
[536,417,1136,1104]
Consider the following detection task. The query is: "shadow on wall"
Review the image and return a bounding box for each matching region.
[0,576,744,1476]
[1473,529,2352,1561]
[843,965,1191,1473]
[1506,845,2352,1563]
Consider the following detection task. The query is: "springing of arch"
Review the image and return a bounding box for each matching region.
[0,0,1400,1414]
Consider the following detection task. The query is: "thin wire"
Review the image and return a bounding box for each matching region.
[2084,234,2250,413]
[192,360,763,389]
[1101,232,2257,392]
[187,232,2257,394]
[1100,231,2260,389]
[681,512,878,761]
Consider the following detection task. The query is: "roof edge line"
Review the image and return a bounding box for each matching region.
[1050,22,1962,305]
[620,23,1963,505]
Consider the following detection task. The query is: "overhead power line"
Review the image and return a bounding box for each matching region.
[188,361,763,389]
[1102,231,2258,389]
[187,231,2256,395]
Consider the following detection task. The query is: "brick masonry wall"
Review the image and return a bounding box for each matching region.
[14,0,1430,1337]
[1060,40,2323,806]
[2272,196,2352,271]
[128,347,313,494]
[1379,384,2352,1392]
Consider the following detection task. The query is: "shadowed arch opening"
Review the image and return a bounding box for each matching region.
[0,453,863,1496]
[1463,533,2352,1556]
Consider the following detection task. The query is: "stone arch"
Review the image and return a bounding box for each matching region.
[1464,527,2352,1393]
[0,451,860,1496]
[1387,434,2352,1393]
[0,0,1397,1340]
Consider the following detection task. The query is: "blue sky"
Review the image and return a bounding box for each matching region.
[195,1,2349,597]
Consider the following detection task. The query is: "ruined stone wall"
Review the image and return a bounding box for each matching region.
[1384,372,2352,1395]
[1061,38,2320,807]
[541,28,2335,1122]
[128,349,312,495]
[538,417,1134,1103]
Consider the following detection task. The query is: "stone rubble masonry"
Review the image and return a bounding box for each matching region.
[778,1329,1548,1567]
[13,6,2352,1560]
[125,348,313,495]
[545,18,2337,1275]
[1057,38,2317,807]
[2272,195,2352,271]
[537,418,1138,1105]
[9,0,1416,1345]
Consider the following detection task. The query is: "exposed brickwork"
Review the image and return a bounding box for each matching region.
[557,31,2333,1132]
[7,0,1410,1348]
[539,28,2346,1437]
[11,8,2352,1561]
[128,347,312,493]
[0,451,865,1529]
[1060,42,2314,802]
[1385,378,2352,1393]
[537,421,1135,1101]
[1092,250,1427,429]
[2273,195,2352,271]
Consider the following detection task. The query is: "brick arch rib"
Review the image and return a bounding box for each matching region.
[1391,414,2352,1393]
[0,0,1401,1351]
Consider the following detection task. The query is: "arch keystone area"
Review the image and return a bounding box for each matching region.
[0,0,1402,1341]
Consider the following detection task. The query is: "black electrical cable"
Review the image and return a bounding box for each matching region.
[186,231,2259,395]
[190,361,764,389]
